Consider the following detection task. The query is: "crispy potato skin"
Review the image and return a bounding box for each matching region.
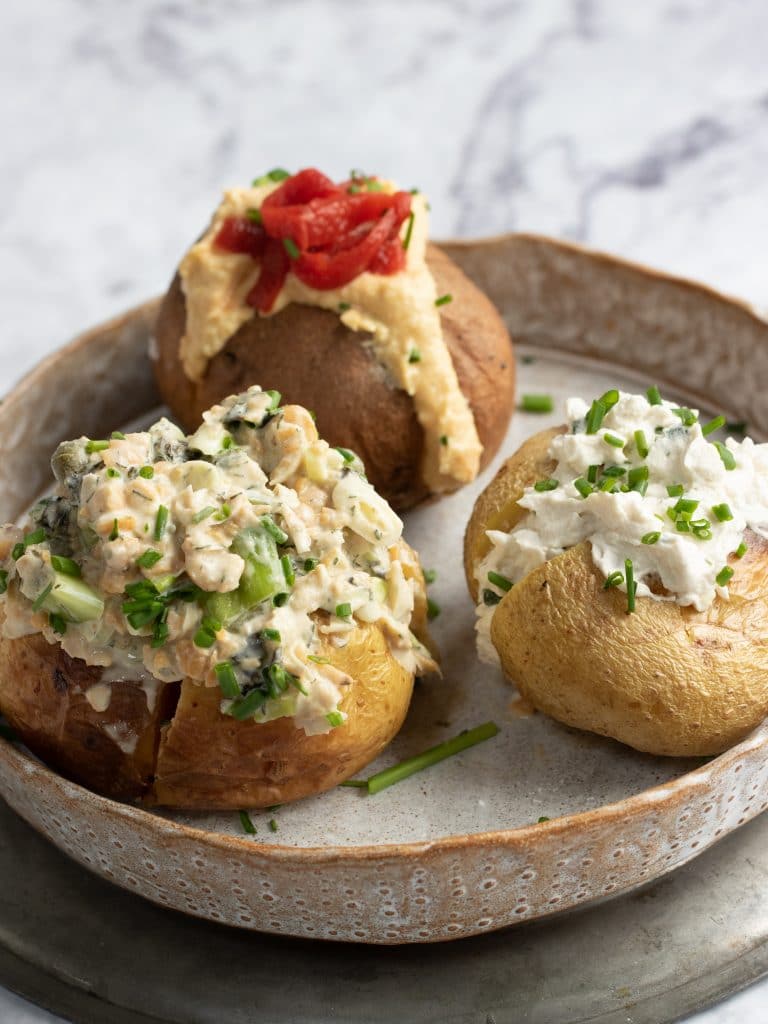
[0,631,174,801]
[466,426,768,756]
[0,622,417,807]
[153,244,515,510]
[151,624,414,809]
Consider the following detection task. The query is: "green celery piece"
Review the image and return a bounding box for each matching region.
[204,590,244,627]
[47,572,104,622]
[232,528,284,607]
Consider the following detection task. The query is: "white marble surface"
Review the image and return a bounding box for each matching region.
[1,0,768,1020]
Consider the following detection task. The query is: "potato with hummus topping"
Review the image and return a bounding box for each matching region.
[153,167,515,510]
[0,386,436,808]
[465,387,768,757]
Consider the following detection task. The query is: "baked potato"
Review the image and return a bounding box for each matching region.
[465,390,768,757]
[152,168,515,510]
[0,385,436,808]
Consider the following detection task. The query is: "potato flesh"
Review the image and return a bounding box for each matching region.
[466,427,768,756]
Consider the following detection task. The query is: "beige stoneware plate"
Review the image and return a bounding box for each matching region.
[1,234,768,944]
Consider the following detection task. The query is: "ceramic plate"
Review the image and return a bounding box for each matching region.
[1,234,767,943]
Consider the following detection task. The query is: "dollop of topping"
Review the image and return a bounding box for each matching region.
[475,388,768,662]
[0,387,435,735]
[177,167,482,492]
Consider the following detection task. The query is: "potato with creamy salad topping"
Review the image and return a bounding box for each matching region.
[153,167,515,510]
[465,388,768,757]
[0,386,436,807]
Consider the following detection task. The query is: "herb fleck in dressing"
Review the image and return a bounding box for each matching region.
[0,387,435,735]
[475,389,768,663]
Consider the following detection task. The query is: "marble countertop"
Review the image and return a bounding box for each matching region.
[1,0,768,1020]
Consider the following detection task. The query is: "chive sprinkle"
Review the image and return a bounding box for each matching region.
[634,430,650,458]
[215,661,240,698]
[23,528,46,547]
[193,627,217,649]
[440,435,449,446]
[85,439,109,454]
[423,568,437,584]
[0,570,6,594]
[713,441,736,470]
[269,819,279,833]
[192,506,216,524]
[520,394,554,414]
[666,483,684,497]
[735,541,748,558]
[273,592,289,607]
[712,503,733,522]
[534,478,559,492]
[238,810,257,835]
[214,503,232,522]
[265,389,282,410]
[281,554,295,586]
[283,237,300,260]
[111,431,126,440]
[625,559,636,613]
[702,415,726,436]
[646,386,662,406]
[672,407,697,427]
[326,711,344,728]
[603,466,626,477]
[49,612,67,635]
[403,213,415,250]
[11,543,24,561]
[106,468,120,478]
[333,447,355,464]
[716,566,734,587]
[603,433,624,448]
[261,516,288,544]
[32,583,53,613]
[427,597,441,620]
[585,399,607,434]
[587,464,599,484]
[136,549,163,569]
[335,602,352,618]
[574,477,594,498]
[50,555,81,577]
[627,465,649,494]
[600,389,620,411]
[303,558,319,573]
[261,628,281,643]
[487,571,513,592]
[408,348,421,363]
[482,589,501,606]
[435,294,453,307]
[109,518,119,541]
[641,531,661,545]
[341,722,499,796]
[154,505,169,541]
[537,816,551,824]
[139,465,154,479]
[338,302,351,313]
[603,571,624,589]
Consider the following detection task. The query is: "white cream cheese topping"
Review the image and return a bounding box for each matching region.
[178,179,482,492]
[475,390,768,663]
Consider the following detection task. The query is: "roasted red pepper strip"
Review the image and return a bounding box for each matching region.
[246,237,290,313]
[261,168,339,209]
[213,216,268,260]
[293,208,399,290]
[262,192,409,251]
[368,235,408,276]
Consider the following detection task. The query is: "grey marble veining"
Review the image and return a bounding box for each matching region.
[1,1,767,1021]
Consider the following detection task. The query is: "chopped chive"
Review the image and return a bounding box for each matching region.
[136,549,162,569]
[482,589,501,606]
[625,559,636,613]
[537,816,551,824]
[111,431,126,440]
[603,433,624,448]
[85,439,110,454]
[713,441,736,470]
[574,477,594,498]
[265,389,282,410]
[281,554,295,586]
[408,348,421,363]
[50,555,81,577]
[151,619,169,648]
[600,389,620,411]
[702,415,726,436]
[213,503,231,522]
[139,465,154,479]
[109,519,119,542]
[487,571,513,592]
[261,628,281,643]
[646,385,662,406]
[423,568,437,584]
[221,434,234,451]
[282,238,300,259]
[269,819,279,833]
[603,571,624,590]
[252,168,290,185]
[587,464,599,484]
[24,529,46,547]
[716,566,734,587]
[435,294,453,307]
[0,570,6,594]
[326,711,344,728]
[634,430,650,458]
[246,207,263,225]
[675,519,690,533]
[307,654,330,664]
[440,435,449,446]
[49,612,67,635]
[427,597,440,620]
[672,407,697,427]
[335,602,352,619]
[627,466,649,493]
[585,399,607,434]
[261,516,288,544]
[11,543,24,561]
[599,477,618,492]
[641,531,661,545]
[402,213,415,250]
[154,505,169,540]
[273,592,289,607]
[711,503,733,522]
[734,541,748,558]
[215,661,240,698]
[193,627,216,648]
[192,506,216,524]
[239,810,257,835]
[229,688,267,720]
[338,302,351,313]
[520,394,554,414]
[666,483,684,497]
[602,466,626,478]
[303,557,319,573]
[333,447,355,463]
[534,478,559,492]
[674,497,699,516]
[106,468,120,478]
[345,722,499,796]
[32,582,53,613]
